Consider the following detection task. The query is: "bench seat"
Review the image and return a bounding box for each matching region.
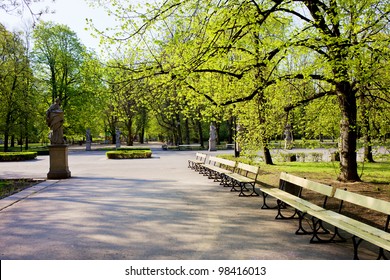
[224,163,259,197]
[316,210,390,246]
[188,152,207,171]
[260,185,327,234]
[260,172,390,259]
[201,156,236,184]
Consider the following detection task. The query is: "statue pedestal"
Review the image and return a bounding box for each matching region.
[47,145,71,179]
[86,141,91,151]
[208,139,217,151]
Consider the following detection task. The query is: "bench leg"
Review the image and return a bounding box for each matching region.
[275,200,299,219]
[310,218,346,244]
[199,166,209,175]
[238,182,259,197]
[260,193,278,209]
[352,236,389,260]
[229,180,241,193]
[377,248,389,260]
[295,212,316,235]
[208,170,217,180]
[220,174,231,187]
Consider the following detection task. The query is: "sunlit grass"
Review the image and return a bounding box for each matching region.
[259,161,390,184]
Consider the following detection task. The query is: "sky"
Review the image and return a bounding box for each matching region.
[0,0,119,51]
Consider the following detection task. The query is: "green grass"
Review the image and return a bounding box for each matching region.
[0,179,40,199]
[259,161,390,184]
[0,143,49,152]
[219,154,390,185]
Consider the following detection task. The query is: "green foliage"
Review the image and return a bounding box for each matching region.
[2,1,389,182]
[0,24,37,151]
[0,152,37,161]
[31,21,108,140]
[106,149,152,159]
[97,0,387,180]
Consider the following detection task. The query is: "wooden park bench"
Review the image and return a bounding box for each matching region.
[201,156,236,184]
[309,188,390,259]
[224,162,260,197]
[260,172,336,235]
[259,172,390,259]
[188,152,207,171]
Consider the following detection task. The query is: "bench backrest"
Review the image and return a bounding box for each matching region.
[333,188,390,215]
[235,162,259,180]
[195,152,207,162]
[279,172,335,197]
[208,156,236,169]
[236,162,259,174]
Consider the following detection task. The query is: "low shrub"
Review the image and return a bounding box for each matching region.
[280,153,297,162]
[310,152,323,162]
[37,149,50,155]
[106,149,152,159]
[0,152,37,161]
[116,147,151,151]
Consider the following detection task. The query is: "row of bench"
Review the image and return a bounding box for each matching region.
[188,152,390,259]
[188,152,259,197]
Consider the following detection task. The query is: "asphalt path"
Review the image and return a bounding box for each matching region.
[0,146,379,260]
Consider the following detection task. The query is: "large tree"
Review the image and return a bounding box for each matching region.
[32,21,85,106]
[89,0,390,182]
[32,21,108,139]
[0,24,33,151]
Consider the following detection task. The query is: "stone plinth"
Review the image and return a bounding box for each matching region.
[208,139,217,152]
[47,145,71,179]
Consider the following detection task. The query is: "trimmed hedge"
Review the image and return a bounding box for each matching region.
[106,149,152,159]
[0,152,37,161]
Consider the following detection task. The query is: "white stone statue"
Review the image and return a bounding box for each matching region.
[86,128,92,151]
[115,128,121,148]
[208,122,217,151]
[46,98,65,145]
[284,123,293,149]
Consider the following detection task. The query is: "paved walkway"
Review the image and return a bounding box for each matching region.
[0,146,374,259]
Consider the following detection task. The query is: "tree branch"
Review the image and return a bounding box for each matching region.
[284,90,336,112]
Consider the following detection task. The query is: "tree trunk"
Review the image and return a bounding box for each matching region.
[3,112,11,152]
[11,135,15,148]
[197,118,204,148]
[111,130,116,145]
[3,132,9,152]
[227,118,234,144]
[175,113,182,145]
[139,126,145,144]
[263,146,274,165]
[216,123,220,145]
[361,94,374,162]
[25,136,29,150]
[185,118,190,144]
[337,82,360,182]
[126,119,133,146]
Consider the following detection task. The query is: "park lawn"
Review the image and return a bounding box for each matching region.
[260,161,390,184]
[0,143,49,152]
[0,179,42,199]
[256,160,390,203]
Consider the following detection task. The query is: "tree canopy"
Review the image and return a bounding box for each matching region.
[87,0,390,181]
